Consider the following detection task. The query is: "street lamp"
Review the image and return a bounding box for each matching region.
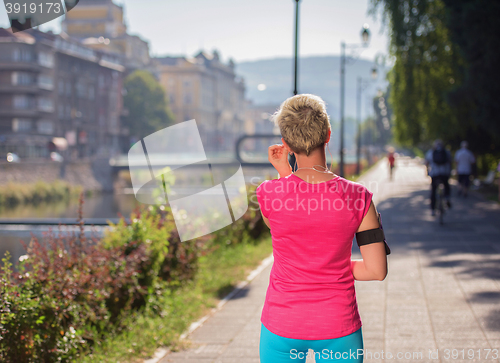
[356,66,378,175]
[289,0,301,171]
[294,0,300,96]
[361,24,370,44]
[339,25,371,177]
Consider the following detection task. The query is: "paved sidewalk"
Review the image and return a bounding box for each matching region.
[159,157,500,363]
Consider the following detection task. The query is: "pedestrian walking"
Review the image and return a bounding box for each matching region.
[387,147,396,181]
[256,94,389,363]
[454,141,476,197]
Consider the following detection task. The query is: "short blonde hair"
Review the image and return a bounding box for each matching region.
[272,94,331,156]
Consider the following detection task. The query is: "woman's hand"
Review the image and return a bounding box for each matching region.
[268,144,292,178]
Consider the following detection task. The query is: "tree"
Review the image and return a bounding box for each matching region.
[370,0,466,149]
[123,70,175,139]
[371,0,500,159]
[441,0,500,155]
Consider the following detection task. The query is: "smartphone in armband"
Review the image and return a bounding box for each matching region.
[355,213,391,255]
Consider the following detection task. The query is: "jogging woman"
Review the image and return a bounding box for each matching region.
[256,94,389,363]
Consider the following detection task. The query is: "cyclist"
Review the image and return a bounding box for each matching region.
[425,139,452,216]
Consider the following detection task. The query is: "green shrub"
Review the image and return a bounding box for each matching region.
[0,194,195,362]
[209,184,267,248]
[102,205,199,308]
[0,183,268,362]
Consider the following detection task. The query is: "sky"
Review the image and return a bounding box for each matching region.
[0,0,390,63]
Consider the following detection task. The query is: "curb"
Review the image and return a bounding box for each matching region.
[143,252,274,363]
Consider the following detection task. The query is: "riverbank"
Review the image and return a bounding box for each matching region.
[0,156,113,193]
[0,180,84,207]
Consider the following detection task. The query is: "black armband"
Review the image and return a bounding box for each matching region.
[356,213,391,255]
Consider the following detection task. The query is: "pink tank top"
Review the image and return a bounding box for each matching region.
[256,174,373,340]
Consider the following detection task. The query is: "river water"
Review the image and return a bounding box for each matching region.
[0,192,140,265]
[0,165,275,265]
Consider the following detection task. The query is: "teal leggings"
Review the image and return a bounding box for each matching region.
[259,323,363,362]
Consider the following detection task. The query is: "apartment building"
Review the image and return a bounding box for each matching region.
[62,0,152,72]
[156,51,246,153]
[0,28,125,159]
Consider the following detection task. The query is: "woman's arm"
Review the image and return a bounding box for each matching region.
[351,201,388,281]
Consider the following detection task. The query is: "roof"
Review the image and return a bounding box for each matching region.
[156,57,185,66]
[0,27,36,44]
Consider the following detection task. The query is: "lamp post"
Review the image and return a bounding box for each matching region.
[356,67,378,175]
[339,24,370,177]
[294,0,300,96]
[289,0,301,171]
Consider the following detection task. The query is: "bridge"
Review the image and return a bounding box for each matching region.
[109,134,284,171]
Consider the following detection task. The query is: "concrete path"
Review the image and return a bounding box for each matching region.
[159,157,500,363]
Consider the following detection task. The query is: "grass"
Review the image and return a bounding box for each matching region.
[78,236,272,363]
[345,159,381,182]
[473,181,499,204]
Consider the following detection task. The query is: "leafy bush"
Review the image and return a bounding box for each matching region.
[0,195,148,362]
[209,185,268,248]
[0,193,197,362]
[102,205,199,309]
[0,183,268,362]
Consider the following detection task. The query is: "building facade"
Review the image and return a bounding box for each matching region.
[62,0,152,72]
[156,51,246,153]
[0,28,125,159]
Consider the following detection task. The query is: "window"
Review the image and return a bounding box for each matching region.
[12,48,20,62]
[184,92,192,105]
[13,48,33,62]
[38,75,54,90]
[11,72,33,86]
[169,94,175,105]
[65,105,71,118]
[37,120,54,135]
[98,75,105,88]
[99,113,106,127]
[76,81,86,98]
[88,86,95,100]
[66,81,72,97]
[58,104,65,119]
[38,97,54,112]
[58,79,65,95]
[12,118,32,132]
[38,52,54,68]
[13,95,30,109]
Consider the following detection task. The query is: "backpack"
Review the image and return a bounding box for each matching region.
[433,148,448,165]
